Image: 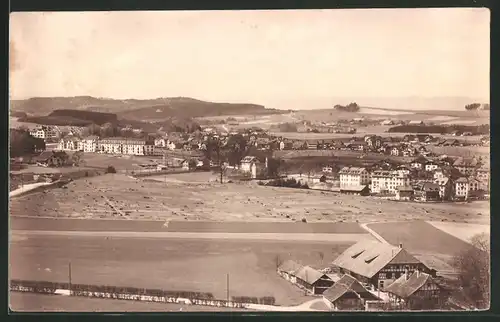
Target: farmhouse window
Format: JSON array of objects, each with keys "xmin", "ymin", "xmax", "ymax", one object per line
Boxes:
[{"xmin": 379, "ymin": 273, "xmax": 386, "ymax": 279}]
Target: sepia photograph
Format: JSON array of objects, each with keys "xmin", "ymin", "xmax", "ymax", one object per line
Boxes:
[{"xmin": 9, "ymin": 8, "xmax": 490, "ymax": 312}]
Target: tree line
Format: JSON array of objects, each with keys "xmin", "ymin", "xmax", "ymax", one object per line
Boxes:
[
  {"xmin": 334, "ymin": 102, "xmax": 360, "ymax": 112},
  {"xmin": 10, "ymin": 129, "xmax": 45, "ymax": 158}
]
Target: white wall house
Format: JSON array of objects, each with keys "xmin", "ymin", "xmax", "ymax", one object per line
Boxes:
[
  {"xmin": 371, "ymin": 170, "xmax": 410, "ymax": 194},
  {"xmin": 339, "ymin": 167, "xmax": 370, "ymax": 188}
]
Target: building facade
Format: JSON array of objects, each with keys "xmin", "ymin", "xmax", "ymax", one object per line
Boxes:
[
  {"xmin": 98, "ymin": 138, "xmax": 155, "ymax": 155},
  {"xmin": 370, "ymin": 171, "xmax": 410, "ymax": 194},
  {"xmin": 339, "ymin": 167, "xmax": 370, "ymax": 189}
]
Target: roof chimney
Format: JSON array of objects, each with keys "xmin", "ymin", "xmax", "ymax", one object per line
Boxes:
[{"xmin": 399, "ymin": 243, "xmax": 403, "ymax": 249}]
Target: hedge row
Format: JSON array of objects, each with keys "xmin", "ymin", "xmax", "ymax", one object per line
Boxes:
[
  {"xmin": 232, "ymin": 296, "xmax": 276, "ymax": 305},
  {"xmin": 10, "ymin": 280, "xmax": 214, "ymax": 300}
]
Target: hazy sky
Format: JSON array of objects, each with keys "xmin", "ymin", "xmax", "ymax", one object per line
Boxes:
[{"xmin": 10, "ymin": 9, "xmax": 490, "ymax": 109}]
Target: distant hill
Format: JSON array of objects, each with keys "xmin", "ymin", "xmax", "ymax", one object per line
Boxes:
[
  {"xmin": 10, "ymin": 96, "xmax": 283, "ymax": 119},
  {"xmin": 19, "ymin": 109, "xmax": 118, "ymax": 126}
]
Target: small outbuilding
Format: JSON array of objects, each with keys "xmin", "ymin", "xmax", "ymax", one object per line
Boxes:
[{"xmin": 322, "ymin": 274, "xmax": 381, "ymax": 311}]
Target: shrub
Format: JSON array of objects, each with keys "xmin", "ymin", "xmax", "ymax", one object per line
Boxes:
[{"xmin": 106, "ymin": 165, "xmax": 117, "ymax": 174}]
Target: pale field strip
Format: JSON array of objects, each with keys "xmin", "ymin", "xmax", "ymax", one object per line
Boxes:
[
  {"xmin": 10, "ymin": 230, "xmax": 374, "ymax": 243},
  {"xmin": 426, "ymin": 221, "xmax": 490, "ymax": 245}
]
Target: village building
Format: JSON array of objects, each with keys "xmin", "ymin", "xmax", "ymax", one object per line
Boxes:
[
  {"xmin": 413, "ymin": 182, "xmax": 440, "ymax": 202},
  {"xmin": 408, "ymin": 120, "xmax": 424, "ymax": 125},
  {"xmin": 454, "ymin": 177, "xmax": 480, "ymax": 200},
  {"xmin": 380, "ymin": 119, "xmax": 394, "ymax": 126},
  {"xmin": 396, "ymin": 186, "xmax": 414, "ymax": 201},
  {"xmin": 33, "ymin": 151, "xmax": 69, "ymax": 167},
  {"xmin": 340, "ymin": 185, "xmax": 370, "ymax": 196},
  {"xmin": 81, "ymin": 136, "xmax": 99, "ymax": 153},
  {"xmin": 424, "ymin": 161, "xmax": 440, "ymax": 172},
  {"xmin": 395, "ymin": 165, "xmax": 411, "ymax": 176},
  {"xmin": 410, "ymin": 157, "xmax": 429, "ymax": 170},
  {"xmin": 475, "ymin": 164, "xmax": 490, "ymax": 191},
  {"xmin": 30, "ymin": 126, "xmax": 58, "ymax": 142},
  {"xmin": 181, "ymin": 159, "xmax": 197, "ymax": 171},
  {"xmin": 453, "ymin": 157, "xmax": 479, "ymax": 176},
  {"xmin": 98, "ymin": 137, "xmax": 155, "ymax": 156},
  {"xmin": 154, "ymin": 137, "xmax": 167, "ymax": 147},
  {"xmin": 390, "ymin": 146, "xmax": 402, "ymax": 157},
  {"xmin": 339, "ymin": 167, "xmax": 370, "ymax": 189},
  {"xmin": 240, "ymin": 156, "xmax": 267, "ymax": 179},
  {"xmin": 277, "ymin": 260, "xmax": 303, "ymax": 284},
  {"xmin": 294, "ymin": 266, "xmax": 335, "ymax": 295},
  {"xmin": 58, "ymin": 136, "xmax": 83, "ymax": 151},
  {"xmin": 364, "ymin": 135, "xmax": 383, "ymax": 150},
  {"xmin": 277, "ymin": 261, "xmax": 334, "ymax": 295},
  {"xmin": 370, "ymin": 170, "xmax": 410, "ymax": 194},
  {"xmin": 332, "ymin": 241, "xmax": 434, "ymax": 291},
  {"xmin": 385, "ymin": 270, "xmax": 447, "ymax": 310},
  {"xmin": 322, "ymin": 274, "xmax": 381, "ymax": 311},
  {"xmin": 434, "ymin": 177, "xmax": 453, "ymax": 201}
]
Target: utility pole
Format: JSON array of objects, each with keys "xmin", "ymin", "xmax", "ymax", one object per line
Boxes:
[
  {"xmin": 68, "ymin": 261, "xmax": 72, "ymax": 296},
  {"xmin": 226, "ymin": 273, "xmax": 229, "ymax": 302}
]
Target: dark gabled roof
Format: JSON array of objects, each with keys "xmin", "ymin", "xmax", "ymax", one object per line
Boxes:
[
  {"xmin": 340, "ymin": 185, "xmax": 369, "ymax": 192},
  {"xmin": 332, "ymin": 241, "xmax": 422, "ymax": 279},
  {"xmin": 385, "ymin": 271, "xmax": 436, "ymax": 298},
  {"xmin": 294, "ymin": 266, "xmax": 331, "ymax": 285},
  {"xmin": 33, "ymin": 151, "xmax": 55, "ymax": 161},
  {"xmin": 323, "ymin": 274, "xmax": 380, "ymax": 303}
]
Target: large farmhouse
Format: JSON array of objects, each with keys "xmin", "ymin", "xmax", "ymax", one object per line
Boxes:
[{"xmin": 332, "ymin": 241, "xmax": 434, "ymax": 291}]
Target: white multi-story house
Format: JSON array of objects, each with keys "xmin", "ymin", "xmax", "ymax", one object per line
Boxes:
[
  {"xmin": 424, "ymin": 161, "xmax": 440, "ymax": 172},
  {"xmin": 370, "ymin": 170, "xmax": 410, "ymax": 194},
  {"xmin": 154, "ymin": 137, "xmax": 167, "ymax": 147},
  {"xmin": 454, "ymin": 177, "xmax": 480, "ymax": 200},
  {"xmin": 58, "ymin": 136, "xmax": 83, "ymax": 151},
  {"xmin": 475, "ymin": 165, "xmax": 490, "ymax": 191},
  {"xmin": 81, "ymin": 136, "xmax": 99, "ymax": 153},
  {"xmin": 30, "ymin": 126, "xmax": 58, "ymax": 141},
  {"xmin": 339, "ymin": 167, "xmax": 370, "ymax": 188},
  {"xmin": 391, "ymin": 147, "xmax": 402, "ymax": 156},
  {"xmin": 98, "ymin": 137, "xmax": 155, "ymax": 156},
  {"xmin": 166, "ymin": 140, "xmax": 177, "ymax": 150}
]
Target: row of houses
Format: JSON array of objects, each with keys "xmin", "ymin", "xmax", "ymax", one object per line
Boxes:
[
  {"xmin": 278, "ymin": 241, "xmax": 449, "ymax": 311},
  {"xmin": 334, "ymin": 156, "xmax": 489, "ymax": 201}
]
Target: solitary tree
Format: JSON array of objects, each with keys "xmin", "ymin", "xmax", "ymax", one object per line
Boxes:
[{"xmin": 452, "ymin": 233, "xmax": 490, "ymax": 309}]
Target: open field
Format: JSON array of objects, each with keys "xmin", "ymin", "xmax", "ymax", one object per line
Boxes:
[
  {"xmin": 9, "ymin": 234, "xmax": 350, "ymax": 305},
  {"xmin": 425, "ymin": 145, "xmax": 490, "ymax": 158},
  {"xmin": 427, "ymin": 221, "xmax": 490, "ymax": 245},
  {"xmin": 365, "ymin": 221, "xmax": 485, "ymax": 275},
  {"xmin": 81, "ymin": 151, "xmax": 202, "ymax": 171},
  {"xmin": 10, "ymin": 292, "xmax": 248, "ymax": 312},
  {"xmin": 11, "ymin": 216, "xmax": 367, "ymax": 234},
  {"xmin": 9, "ymin": 173, "xmax": 490, "ymax": 223},
  {"xmin": 274, "ymin": 150, "xmax": 412, "ymax": 163}
]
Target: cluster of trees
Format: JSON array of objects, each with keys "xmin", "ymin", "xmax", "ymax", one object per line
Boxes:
[
  {"xmin": 10, "ymin": 129, "xmax": 45, "ymax": 157},
  {"xmin": 464, "ymin": 103, "xmax": 490, "ymax": 111},
  {"xmin": 231, "ymin": 296, "xmax": 276, "ymax": 305},
  {"xmin": 334, "ymin": 102, "xmax": 360, "ymax": 112},
  {"xmin": 464, "ymin": 103, "xmax": 481, "ymax": 111},
  {"xmin": 452, "ymin": 233, "xmax": 490, "ymax": 310},
  {"xmin": 263, "ymin": 178, "xmax": 309, "ymax": 189}
]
